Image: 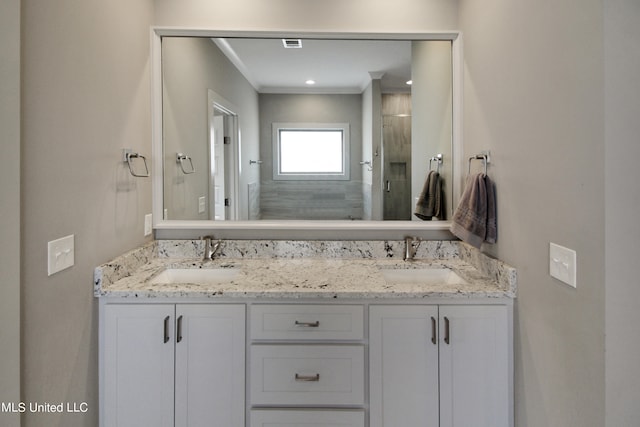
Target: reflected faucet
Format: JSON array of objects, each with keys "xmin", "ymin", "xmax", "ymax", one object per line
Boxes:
[
  {"xmin": 404, "ymin": 236, "xmax": 421, "ymax": 261},
  {"xmin": 201, "ymin": 235, "xmax": 223, "ymax": 261}
]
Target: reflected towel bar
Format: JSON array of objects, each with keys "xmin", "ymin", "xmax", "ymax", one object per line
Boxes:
[
  {"xmin": 176, "ymin": 153, "xmax": 195, "ymax": 174},
  {"xmin": 429, "ymin": 154, "xmax": 443, "ymax": 173}
]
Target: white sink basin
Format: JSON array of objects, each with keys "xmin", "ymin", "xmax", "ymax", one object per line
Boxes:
[
  {"xmin": 150, "ymin": 268, "xmax": 239, "ymax": 285},
  {"xmin": 381, "ymin": 268, "xmax": 468, "ymax": 285}
]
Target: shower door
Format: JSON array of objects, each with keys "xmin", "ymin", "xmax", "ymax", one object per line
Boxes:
[{"xmin": 382, "ymin": 114, "xmax": 412, "ymax": 220}]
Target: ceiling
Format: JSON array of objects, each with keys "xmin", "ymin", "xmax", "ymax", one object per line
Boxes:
[{"xmin": 213, "ymin": 38, "xmax": 412, "ymax": 94}]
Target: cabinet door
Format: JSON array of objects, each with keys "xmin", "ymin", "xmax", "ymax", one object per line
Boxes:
[
  {"xmin": 174, "ymin": 304, "xmax": 245, "ymax": 427},
  {"xmin": 369, "ymin": 305, "xmax": 439, "ymax": 427},
  {"xmin": 102, "ymin": 304, "xmax": 175, "ymax": 427},
  {"xmin": 439, "ymin": 305, "xmax": 510, "ymax": 427}
]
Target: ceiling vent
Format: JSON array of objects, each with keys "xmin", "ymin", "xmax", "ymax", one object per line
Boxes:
[{"xmin": 282, "ymin": 39, "xmax": 302, "ymax": 49}]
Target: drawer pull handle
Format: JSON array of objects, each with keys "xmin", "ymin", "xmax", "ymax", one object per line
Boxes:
[
  {"xmin": 295, "ymin": 373, "xmax": 320, "ymax": 382},
  {"xmin": 294, "ymin": 320, "xmax": 320, "ymax": 327}
]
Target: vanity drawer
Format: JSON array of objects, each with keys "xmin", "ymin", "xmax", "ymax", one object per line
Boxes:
[
  {"xmin": 250, "ymin": 344, "xmax": 365, "ymax": 406},
  {"xmin": 250, "ymin": 304, "xmax": 364, "ymax": 341},
  {"xmin": 250, "ymin": 409, "xmax": 365, "ymax": 427}
]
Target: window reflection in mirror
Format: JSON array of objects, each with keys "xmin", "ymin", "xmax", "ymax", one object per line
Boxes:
[{"xmin": 161, "ymin": 36, "xmax": 453, "ymax": 222}]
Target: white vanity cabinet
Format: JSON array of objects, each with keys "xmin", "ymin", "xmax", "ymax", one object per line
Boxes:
[
  {"xmin": 370, "ymin": 304, "xmax": 511, "ymax": 427},
  {"xmin": 100, "ymin": 299, "xmax": 511, "ymax": 427},
  {"xmin": 100, "ymin": 303, "xmax": 245, "ymax": 427}
]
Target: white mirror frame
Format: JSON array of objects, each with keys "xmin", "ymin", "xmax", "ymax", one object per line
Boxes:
[{"xmin": 151, "ymin": 28, "xmax": 463, "ymax": 240}]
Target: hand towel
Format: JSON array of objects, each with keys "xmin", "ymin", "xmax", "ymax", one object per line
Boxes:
[
  {"xmin": 414, "ymin": 170, "xmax": 442, "ymax": 220},
  {"xmin": 450, "ymin": 173, "xmax": 496, "ymax": 248},
  {"xmin": 484, "ymin": 174, "xmax": 497, "ymax": 244}
]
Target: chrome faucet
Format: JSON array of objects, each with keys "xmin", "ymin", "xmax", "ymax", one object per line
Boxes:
[
  {"xmin": 404, "ymin": 236, "xmax": 421, "ymax": 261},
  {"xmin": 201, "ymin": 235, "xmax": 223, "ymax": 261}
]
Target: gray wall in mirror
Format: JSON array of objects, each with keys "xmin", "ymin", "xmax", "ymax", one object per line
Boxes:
[{"xmin": 161, "ymin": 36, "xmax": 453, "ymax": 222}]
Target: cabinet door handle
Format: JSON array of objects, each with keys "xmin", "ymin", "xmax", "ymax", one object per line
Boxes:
[
  {"xmin": 294, "ymin": 320, "xmax": 320, "ymax": 327},
  {"xmin": 431, "ymin": 316, "xmax": 437, "ymax": 345},
  {"xmin": 444, "ymin": 316, "xmax": 450, "ymax": 345},
  {"xmin": 163, "ymin": 316, "xmax": 170, "ymax": 344},
  {"xmin": 176, "ymin": 315, "xmax": 183, "ymax": 343},
  {"xmin": 295, "ymin": 373, "xmax": 320, "ymax": 382}
]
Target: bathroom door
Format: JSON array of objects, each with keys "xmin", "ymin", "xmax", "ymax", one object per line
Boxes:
[{"xmin": 211, "ymin": 114, "xmax": 226, "ymax": 220}]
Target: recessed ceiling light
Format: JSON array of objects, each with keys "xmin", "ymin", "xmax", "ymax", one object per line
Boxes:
[
  {"xmin": 305, "ymin": 79, "xmax": 316, "ymax": 85},
  {"xmin": 406, "ymin": 80, "xmax": 413, "ymax": 85}
]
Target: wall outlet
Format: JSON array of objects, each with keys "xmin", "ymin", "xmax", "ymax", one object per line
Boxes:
[
  {"xmin": 48, "ymin": 234, "xmax": 75, "ymax": 276},
  {"xmin": 198, "ymin": 196, "xmax": 206, "ymax": 214},
  {"xmin": 144, "ymin": 213, "xmax": 153, "ymax": 236},
  {"xmin": 549, "ymin": 243, "xmax": 577, "ymax": 288}
]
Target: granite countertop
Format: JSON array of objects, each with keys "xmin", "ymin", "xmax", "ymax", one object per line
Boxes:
[{"xmin": 94, "ymin": 240, "xmax": 517, "ymax": 300}]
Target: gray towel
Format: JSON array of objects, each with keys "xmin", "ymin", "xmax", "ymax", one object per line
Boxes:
[
  {"xmin": 450, "ymin": 173, "xmax": 497, "ymax": 248},
  {"xmin": 485, "ymin": 175, "xmax": 497, "ymax": 244},
  {"xmin": 414, "ymin": 171, "xmax": 442, "ymax": 220}
]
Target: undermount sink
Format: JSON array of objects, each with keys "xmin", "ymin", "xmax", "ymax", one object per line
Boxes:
[
  {"xmin": 150, "ymin": 268, "xmax": 239, "ymax": 285},
  {"xmin": 381, "ymin": 268, "xmax": 468, "ymax": 285}
]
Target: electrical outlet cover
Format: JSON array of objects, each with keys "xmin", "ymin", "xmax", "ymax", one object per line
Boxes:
[
  {"xmin": 48, "ymin": 234, "xmax": 75, "ymax": 276},
  {"xmin": 549, "ymin": 243, "xmax": 577, "ymax": 288},
  {"xmin": 144, "ymin": 213, "xmax": 153, "ymax": 236}
]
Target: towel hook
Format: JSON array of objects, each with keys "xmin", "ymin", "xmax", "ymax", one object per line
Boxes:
[
  {"xmin": 123, "ymin": 149, "xmax": 150, "ymax": 178},
  {"xmin": 176, "ymin": 153, "xmax": 195, "ymax": 174},
  {"xmin": 429, "ymin": 154, "xmax": 443, "ymax": 174},
  {"xmin": 468, "ymin": 151, "xmax": 490, "ymax": 175}
]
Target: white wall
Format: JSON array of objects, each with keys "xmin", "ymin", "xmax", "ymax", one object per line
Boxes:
[
  {"xmin": 21, "ymin": 0, "xmax": 154, "ymax": 425},
  {"xmin": 604, "ymin": 0, "xmax": 640, "ymax": 425},
  {"xmin": 0, "ymin": 0, "xmax": 21, "ymax": 425},
  {"xmin": 458, "ymin": 0, "xmax": 605, "ymax": 425}
]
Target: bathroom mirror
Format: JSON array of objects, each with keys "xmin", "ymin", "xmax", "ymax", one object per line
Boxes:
[{"xmin": 152, "ymin": 30, "xmax": 462, "ymax": 238}]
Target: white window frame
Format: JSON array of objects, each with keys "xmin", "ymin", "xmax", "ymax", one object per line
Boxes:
[{"xmin": 272, "ymin": 122, "xmax": 350, "ymax": 181}]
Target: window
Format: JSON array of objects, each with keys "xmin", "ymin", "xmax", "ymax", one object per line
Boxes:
[{"xmin": 273, "ymin": 123, "xmax": 350, "ymax": 180}]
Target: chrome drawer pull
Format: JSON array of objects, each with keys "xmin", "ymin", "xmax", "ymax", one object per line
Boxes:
[
  {"xmin": 294, "ymin": 320, "xmax": 320, "ymax": 327},
  {"xmin": 295, "ymin": 373, "xmax": 320, "ymax": 382}
]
